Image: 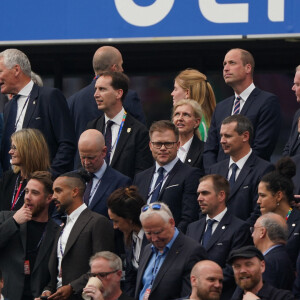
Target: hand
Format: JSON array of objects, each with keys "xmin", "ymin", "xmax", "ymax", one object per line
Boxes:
[
  {"xmin": 13, "ymin": 203, "xmax": 32, "ymax": 224},
  {"xmin": 83, "ymin": 285, "xmax": 104, "ymax": 300},
  {"xmin": 48, "ymin": 285, "xmax": 72, "ymax": 300},
  {"xmin": 243, "ymin": 291, "xmax": 260, "ymax": 300},
  {"xmin": 34, "ymin": 290, "xmax": 52, "ymax": 300}
]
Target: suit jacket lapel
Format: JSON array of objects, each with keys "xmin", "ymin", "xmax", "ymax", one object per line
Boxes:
[
  {"xmin": 63, "ymin": 209, "xmax": 91, "ymax": 257},
  {"xmin": 185, "ymin": 136, "xmax": 203, "ymax": 166},
  {"xmin": 287, "ymin": 210, "xmax": 298, "ymax": 238},
  {"xmin": 240, "ymin": 88, "xmax": 259, "ymax": 115},
  {"xmin": 193, "ymin": 218, "xmax": 206, "ymax": 244},
  {"xmin": 136, "ymin": 246, "xmax": 153, "ymax": 293},
  {"xmin": 141, "ymin": 167, "xmax": 155, "ymax": 200},
  {"xmin": 23, "ymin": 84, "xmax": 38, "ymax": 128}
]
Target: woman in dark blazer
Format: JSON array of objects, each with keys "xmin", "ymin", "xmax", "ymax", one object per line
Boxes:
[
  {"xmin": 0, "ymin": 128, "xmax": 50, "ymax": 211},
  {"xmin": 172, "ymin": 99, "xmax": 204, "ymax": 174},
  {"xmin": 107, "ymin": 186, "xmax": 147, "ymax": 297}
]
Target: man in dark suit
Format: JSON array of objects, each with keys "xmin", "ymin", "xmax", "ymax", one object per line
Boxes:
[
  {"xmin": 203, "ymin": 48, "xmax": 281, "ymax": 170},
  {"xmin": 78, "ymin": 129, "xmax": 131, "ymax": 217},
  {"xmin": 229, "ymin": 246, "xmax": 295, "ymax": 300},
  {"xmin": 133, "ymin": 120, "xmax": 201, "ymax": 233},
  {"xmin": 135, "ymin": 202, "xmax": 207, "ymax": 300},
  {"xmin": 283, "ymin": 65, "xmax": 300, "ymax": 156},
  {"xmin": 208, "ymin": 115, "xmax": 274, "ymax": 224},
  {"xmin": 68, "ymin": 46, "xmax": 145, "ymax": 168},
  {"xmin": 0, "ymin": 171, "xmax": 59, "ymax": 300},
  {"xmin": 39, "ymin": 171, "xmax": 114, "ymax": 300},
  {"xmin": 252, "ymin": 213, "xmax": 294, "ymax": 290},
  {"xmin": 0, "ymin": 49, "xmax": 76, "ymax": 178},
  {"xmin": 186, "ymin": 174, "xmax": 252, "ymax": 299},
  {"xmin": 87, "ymin": 71, "xmax": 152, "ymax": 179}
]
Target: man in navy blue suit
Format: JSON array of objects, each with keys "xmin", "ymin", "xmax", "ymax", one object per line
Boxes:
[
  {"xmin": 68, "ymin": 46, "xmax": 146, "ymax": 168},
  {"xmin": 283, "ymin": 65, "xmax": 300, "ymax": 156},
  {"xmin": 186, "ymin": 174, "xmax": 252, "ymax": 299},
  {"xmin": 252, "ymin": 213, "xmax": 294, "ymax": 290},
  {"xmin": 203, "ymin": 48, "xmax": 281, "ymax": 170},
  {"xmin": 78, "ymin": 129, "xmax": 131, "ymax": 217},
  {"xmin": 133, "ymin": 120, "xmax": 201, "ymax": 233},
  {"xmin": 208, "ymin": 115, "xmax": 274, "ymax": 225},
  {"xmin": 0, "ymin": 49, "xmax": 76, "ymax": 178}
]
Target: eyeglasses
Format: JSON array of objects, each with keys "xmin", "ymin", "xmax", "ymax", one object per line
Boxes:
[
  {"xmin": 151, "ymin": 142, "xmax": 177, "ymax": 149},
  {"xmin": 10, "ymin": 145, "xmax": 17, "ymax": 151},
  {"xmin": 87, "ymin": 270, "xmax": 118, "ymax": 279},
  {"xmin": 142, "ymin": 203, "xmax": 162, "ymax": 212}
]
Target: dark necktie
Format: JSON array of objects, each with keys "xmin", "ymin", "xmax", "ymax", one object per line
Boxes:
[
  {"xmin": 2, "ymin": 95, "xmax": 20, "ymax": 171},
  {"xmin": 202, "ymin": 219, "xmax": 216, "ymax": 248},
  {"xmin": 105, "ymin": 120, "xmax": 114, "ymax": 164},
  {"xmin": 150, "ymin": 167, "xmax": 165, "ymax": 203},
  {"xmin": 233, "ymin": 96, "xmax": 241, "ymax": 114},
  {"xmin": 83, "ymin": 174, "xmax": 95, "ymax": 206},
  {"xmin": 229, "ymin": 163, "xmax": 238, "ymax": 187}
]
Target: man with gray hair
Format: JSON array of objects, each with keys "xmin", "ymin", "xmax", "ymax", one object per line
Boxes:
[
  {"xmin": 82, "ymin": 251, "xmax": 133, "ymax": 300},
  {"xmin": 251, "ymin": 213, "xmax": 294, "ymax": 290},
  {"xmin": 0, "ymin": 48, "xmax": 76, "ymax": 177},
  {"xmin": 135, "ymin": 202, "xmax": 207, "ymax": 300}
]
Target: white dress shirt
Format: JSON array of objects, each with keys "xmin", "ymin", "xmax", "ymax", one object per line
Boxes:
[
  {"xmin": 205, "ymin": 207, "xmax": 228, "ymax": 235},
  {"xmin": 177, "ymin": 136, "xmax": 193, "ymax": 163},
  {"xmin": 132, "ymin": 228, "xmax": 144, "ymax": 269},
  {"xmin": 227, "ymin": 149, "xmax": 252, "ymax": 181},
  {"xmin": 231, "ymin": 83, "xmax": 255, "ymax": 115}
]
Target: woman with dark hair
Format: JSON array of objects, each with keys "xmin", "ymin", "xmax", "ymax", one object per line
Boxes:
[
  {"xmin": 0, "ymin": 128, "xmax": 50, "ymax": 211},
  {"xmin": 257, "ymin": 156, "xmax": 300, "ymax": 266},
  {"xmin": 107, "ymin": 186, "xmax": 146, "ymax": 297}
]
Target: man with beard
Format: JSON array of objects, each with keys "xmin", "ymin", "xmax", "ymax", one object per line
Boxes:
[
  {"xmin": 0, "ymin": 171, "xmax": 60, "ymax": 300},
  {"xmin": 38, "ymin": 171, "xmax": 114, "ymax": 300},
  {"xmin": 82, "ymin": 251, "xmax": 133, "ymax": 300},
  {"xmin": 229, "ymin": 246, "xmax": 295, "ymax": 300}
]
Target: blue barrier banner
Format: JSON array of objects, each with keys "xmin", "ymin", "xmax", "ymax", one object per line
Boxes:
[{"xmin": 0, "ymin": 0, "xmax": 299, "ymax": 43}]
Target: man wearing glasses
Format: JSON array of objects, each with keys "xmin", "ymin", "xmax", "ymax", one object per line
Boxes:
[
  {"xmin": 133, "ymin": 120, "xmax": 201, "ymax": 233},
  {"xmin": 83, "ymin": 251, "xmax": 133, "ymax": 300},
  {"xmin": 135, "ymin": 202, "xmax": 207, "ymax": 300}
]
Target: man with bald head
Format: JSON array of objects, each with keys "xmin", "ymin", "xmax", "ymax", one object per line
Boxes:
[
  {"xmin": 68, "ymin": 46, "xmax": 145, "ymax": 167},
  {"xmin": 78, "ymin": 129, "xmax": 131, "ymax": 217},
  {"xmin": 251, "ymin": 213, "xmax": 294, "ymax": 290},
  {"xmin": 203, "ymin": 48, "xmax": 281, "ymax": 170}
]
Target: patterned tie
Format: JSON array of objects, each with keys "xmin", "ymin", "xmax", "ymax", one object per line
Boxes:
[
  {"xmin": 105, "ymin": 120, "xmax": 114, "ymax": 164},
  {"xmin": 150, "ymin": 167, "xmax": 165, "ymax": 203},
  {"xmin": 83, "ymin": 174, "xmax": 95, "ymax": 206},
  {"xmin": 233, "ymin": 96, "xmax": 241, "ymax": 114},
  {"xmin": 2, "ymin": 95, "xmax": 20, "ymax": 171},
  {"xmin": 202, "ymin": 219, "xmax": 216, "ymax": 248},
  {"xmin": 229, "ymin": 163, "xmax": 238, "ymax": 187}
]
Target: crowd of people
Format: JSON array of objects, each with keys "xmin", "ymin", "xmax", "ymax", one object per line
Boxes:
[{"xmin": 0, "ymin": 45, "xmax": 299, "ymax": 300}]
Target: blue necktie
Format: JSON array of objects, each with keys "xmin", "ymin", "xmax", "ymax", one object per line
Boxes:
[
  {"xmin": 202, "ymin": 219, "xmax": 216, "ymax": 248},
  {"xmin": 150, "ymin": 167, "xmax": 165, "ymax": 203},
  {"xmin": 83, "ymin": 173, "xmax": 95, "ymax": 206},
  {"xmin": 233, "ymin": 96, "xmax": 241, "ymax": 114},
  {"xmin": 2, "ymin": 95, "xmax": 19, "ymax": 171},
  {"xmin": 105, "ymin": 120, "xmax": 114, "ymax": 164},
  {"xmin": 229, "ymin": 163, "xmax": 238, "ymax": 187}
]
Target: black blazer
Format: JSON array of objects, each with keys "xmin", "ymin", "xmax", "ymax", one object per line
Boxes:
[
  {"xmin": 286, "ymin": 208, "xmax": 300, "ymax": 267},
  {"xmin": 45, "ymin": 208, "xmax": 115, "ymax": 298},
  {"xmin": 184, "ymin": 135, "xmax": 204, "ymax": 174},
  {"xmin": 1, "ymin": 84, "xmax": 76, "ymax": 178},
  {"xmin": 0, "ymin": 212, "xmax": 59, "ymax": 300},
  {"xmin": 134, "ymin": 232, "xmax": 207, "ymax": 300},
  {"xmin": 208, "ymin": 153, "xmax": 274, "ymax": 225},
  {"xmin": 133, "ymin": 160, "xmax": 201, "ymax": 233},
  {"xmin": 203, "ymin": 87, "xmax": 281, "ymax": 170},
  {"xmin": 283, "ymin": 108, "xmax": 300, "ymax": 156},
  {"xmin": 87, "ymin": 113, "xmax": 153, "ymax": 179}
]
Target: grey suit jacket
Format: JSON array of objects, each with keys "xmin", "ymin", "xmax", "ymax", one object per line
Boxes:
[
  {"xmin": 0, "ymin": 211, "xmax": 59, "ymax": 300},
  {"xmin": 45, "ymin": 208, "xmax": 115, "ymax": 299}
]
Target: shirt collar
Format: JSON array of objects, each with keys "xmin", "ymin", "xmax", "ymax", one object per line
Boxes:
[
  {"xmin": 133, "ymin": 228, "xmax": 144, "ymax": 242},
  {"xmin": 104, "ymin": 107, "xmax": 125, "ymax": 126},
  {"xmin": 229, "ymin": 148, "xmax": 252, "ymax": 170},
  {"xmin": 206, "ymin": 207, "xmax": 227, "ymax": 223},
  {"xmin": 235, "ymin": 82, "xmax": 255, "ymax": 101},
  {"xmin": 67, "ymin": 203, "xmax": 87, "ymax": 223},
  {"xmin": 179, "ymin": 136, "xmax": 193, "ymax": 153},
  {"xmin": 93, "ymin": 160, "xmax": 107, "ymax": 179},
  {"xmin": 155, "ymin": 157, "xmax": 179, "ymax": 174},
  {"xmin": 151, "ymin": 228, "xmax": 179, "ymax": 254},
  {"xmin": 18, "ymin": 80, "xmax": 34, "ymax": 97}
]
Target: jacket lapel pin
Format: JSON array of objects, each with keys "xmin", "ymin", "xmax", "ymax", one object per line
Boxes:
[
  {"xmin": 127, "ymin": 128, "xmax": 131, "ymax": 133},
  {"xmin": 33, "ymin": 101, "xmax": 36, "ymax": 104},
  {"xmin": 222, "ymin": 226, "xmax": 225, "ymax": 230},
  {"xmin": 188, "ymin": 159, "xmax": 191, "ymax": 162}
]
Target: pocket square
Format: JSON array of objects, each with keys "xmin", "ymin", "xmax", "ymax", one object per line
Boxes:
[
  {"xmin": 243, "ymin": 186, "xmax": 249, "ymax": 189},
  {"xmin": 165, "ymin": 184, "xmax": 179, "ymax": 189},
  {"xmin": 216, "ymin": 243, "xmax": 223, "ymax": 246},
  {"xmin": 35, "ymin": 117, "xmax": 41, "ymax": 120}
]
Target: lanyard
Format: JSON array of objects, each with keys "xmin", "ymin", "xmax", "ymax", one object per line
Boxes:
[
  {"xmin": 87, "ymin": 177, "xmax": 102, "ymax": 202},
  {"xmin": 147, "ymin": 173, "xmax": 169, "ymax": 198},
  {"xmin": 14, "ymin": 93, "xmax": 31, "ymax": 131},
  {"xmin": 27, "ymin": 222, "xmax": 48, "ymax": 254},
  {"xmin": 106, "ymin": 111, "xmax": 127, "ymax": 155},
  {"xmin": 11, "ymin": 175, "xmax": 26, "ymax": 210},
  {"xmin": 150, "ymin": 253, "xmax": 163, "ymax": 286}
]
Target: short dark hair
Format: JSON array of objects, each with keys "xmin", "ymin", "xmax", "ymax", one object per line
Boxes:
[
  {"xmin": 28, "ymin": 171, "xmax": 53, "ymax": 195},
  {"xmin": 149, "ymin": 120, "xmax": 179, "ymax": 141},
  {"xmin": 222, "ymin": 114, "xmax": 253, "ymax": 144},
  {"xmin": 200, "ymin": 174, "xmax": 230, "ymax": 203},
  {"xmin": 107, "ymin": 185, "xmax": 145, "ymax": 227},
  {"xmin": 99, "ymin": 71, "xmax": 129, "ymax": 102},
  {"xmin": 228, "ymin": 48, "xmax": 255, "ymax": 76}
]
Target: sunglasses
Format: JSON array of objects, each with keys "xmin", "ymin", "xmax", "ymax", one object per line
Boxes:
[{"xmin": 142, "ymin": 203, "xmax": 162, "ymax": 212}]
